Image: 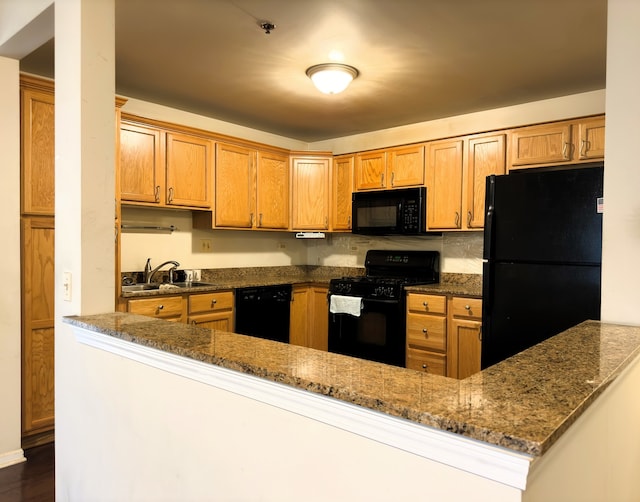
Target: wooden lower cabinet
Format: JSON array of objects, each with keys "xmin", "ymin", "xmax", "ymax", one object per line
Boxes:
[
  {"xmin": 447, "ymin": 297, "xmax": 482, "ymax": 379},
  {"xmin": 127, "ymin": 295, "xmax": 183, "ymax": 321},
  {"xmin": 289, "ymin": 285, "xmax": 329, "ymax": 350},
  {"xmin": 187, "ymin": 291, "xmax": 234, "ymax": 331},
  {"xmin": 406, "ymin": 293, "xmax": 448, "ymax": 375},
  {"xmin": 406, "ymin": 292, "xmax": 482, "ymax": 378},
  {"xmin": 21, "ymin": 216, "xmax": 55, "ymax": 440},
  {"xmin": 124, "ymin": 290, "xmax": 235, "ymax": 330}
]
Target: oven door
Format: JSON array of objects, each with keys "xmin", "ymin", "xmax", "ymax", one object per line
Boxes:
[{"xmin": 328, "ymin": 297, "xmax": 405, "ymax": 367}]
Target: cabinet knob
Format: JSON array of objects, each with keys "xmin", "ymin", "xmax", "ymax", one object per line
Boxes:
[
  {"xmin": 157, "ymin": 304, "xmax": 164, "ymax": 310},
  {"xmin": 211, "ymin": 299, "xmax": 217, "ymax": 306},
  {"xmin": 422, "ymin": 328, "xmax": 428, "ymax": 334},
  {"xmin": 422, "ymin": 301, "xmax": 428, "ymax": 307},
  {"xmin": 422, "ymin": 364, "xmax": 428, "ymax": 371},
  {"xmin": 465, "ymin": 304, "xmax": 471, "ymax": 310}
]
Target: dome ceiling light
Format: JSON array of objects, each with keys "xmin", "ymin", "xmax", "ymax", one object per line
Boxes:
[{"xmin": 306, "ymin": 63, "xmax": 359, "ymax": 95}]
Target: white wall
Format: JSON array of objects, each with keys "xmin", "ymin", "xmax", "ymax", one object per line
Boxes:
[
  {"xmin": 600, "ymin": 0, "xmax": 640, "ymax": 325},
  {"xmin": 0, "ymin": 56, "xmax": 23, "ymax": 467}
]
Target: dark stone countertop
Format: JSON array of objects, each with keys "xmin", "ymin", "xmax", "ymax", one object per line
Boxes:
[{"xmin": 64, "ymin": 312, "xmax": 640, "ymax": 457}]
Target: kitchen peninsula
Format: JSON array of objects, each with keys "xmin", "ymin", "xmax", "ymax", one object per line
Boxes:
[{"xmin": 64, "ymin": 313, "xmax": 640, "ymax": 501}]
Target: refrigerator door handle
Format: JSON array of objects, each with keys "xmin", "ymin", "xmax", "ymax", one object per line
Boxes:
[{"xmin": 483, "ymin": 175, "xmax": 496, "ymax": 260}]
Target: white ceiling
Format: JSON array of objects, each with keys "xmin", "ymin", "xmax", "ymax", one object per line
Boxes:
[{"xmin": 20, "ymin": 0, "xmax": 607, "ymax": 142}]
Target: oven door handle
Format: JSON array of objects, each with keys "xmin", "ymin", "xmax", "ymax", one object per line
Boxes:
[{"xmin": 328, "ymin": 294, "xmax": 399, "ymax": 306}]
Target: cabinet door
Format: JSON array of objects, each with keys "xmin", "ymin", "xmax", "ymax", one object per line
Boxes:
[
  {"xmin": 165, "ymin": 132, "xmax": 211, "ymax": 208},
  {"xmin": 21, "ymin": 216, "xmax": 55, "ymax": 436},
  {"xmin": 577, "ymin": 117, "xmax": 605, "ymax": 160},
  {"xmin": 309, "ymin": 286, "xmax": 329, "ymax": 351},
  {"xmin": 465, "ymin": 134, "xmax": 505, "ymax": 229},
  {"xmin": 119, "ymin": 122, "xmax": 164, "ymax": 204},
  {"xmin": 450, "ymin": 318, "xmax": 482, "ymax": 379},
  {"xmin": 355, "ymin": 150, "xmax": 386, "ymax": 190},
  {"xmin": 189, "ymin": 311, "xmax": 234, "ymax": 332},
  {"xmin": 509, "ymin": 123, "xmax": 572, "ymax": 168},
  {"xmin": 256, "ymin": 151, "xmax": 289, "ymax": 229},
  {"xmin": 291, "ymin": 156, "xmax": 331, "ymax": 230},
  {"xmin": 215, "ymin": 143, "xmax": 255, "ymax": 227},
  {"xmin": 332, "ymin": 155, "xmax": 354, "ymax": 230},
  {"xmin": 21, "ymin": 88, "xmax": 55, "ymax": 215},
  {"xmin": 426, "ymin": 139, "xmax": 464, "ymax": 229},
  {"xmin": 289, "ymin": 286, "xmax": 309, "ymax": 347},
  {"xmin": 388, "ymin": 145, "xmax": 425, "ymax": 188}
]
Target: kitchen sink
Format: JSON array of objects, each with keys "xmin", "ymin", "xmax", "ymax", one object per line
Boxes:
[
  {"xmin": 122, "ymin": 281, "xmax": 216, "ymax": 293},
  {"xmin": 121, "ymin": 283, "xmax": 161, "ymax": 292},
  {"xmin": 170, "ymin": 281, "xmax": 216, "ymax": 288}
]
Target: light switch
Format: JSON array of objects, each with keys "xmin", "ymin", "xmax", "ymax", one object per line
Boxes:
[{"xmin": 63, "ymin": 272, "xmax": 72, "ymax": 301}]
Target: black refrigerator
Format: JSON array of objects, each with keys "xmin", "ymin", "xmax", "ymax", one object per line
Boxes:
[{"xmin": 481, "ymin": 163, "xmax": 604, "ymax": 369}]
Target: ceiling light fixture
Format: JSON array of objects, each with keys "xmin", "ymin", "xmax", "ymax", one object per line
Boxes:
[{"xmin": 306, "ymin": 63, "xmax": 359, "ymax": 95}]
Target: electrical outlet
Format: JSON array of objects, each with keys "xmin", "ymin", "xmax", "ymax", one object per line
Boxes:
[
  {"xmin": 193, "ymin": 269, "xmax": 202, "ymax": 281},
  {"xmin": 63, "ymin": 272, "xmax": 72, "ymax": 301},
  {"xmin": 199, "ymin": 239, "xmax": 213, "ymax": 252},
  {"xmin": 185, "ymin": 270, "xmax": 194, "ymax": 282}
]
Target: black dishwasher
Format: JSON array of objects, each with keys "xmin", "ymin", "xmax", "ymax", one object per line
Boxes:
[{"xmin": 234, "ymin": 284, "xmax": 292, "ymax": 343}]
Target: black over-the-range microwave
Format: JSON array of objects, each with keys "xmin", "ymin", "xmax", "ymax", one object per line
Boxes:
[{"xmin": 351, "ymin": 187, "xmax": 430, "ymax": 235}]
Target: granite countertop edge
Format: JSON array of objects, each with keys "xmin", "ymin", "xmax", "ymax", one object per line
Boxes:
[{"xmin": 63, "ymin": 314, "xmax": 640, "ymax": 457}]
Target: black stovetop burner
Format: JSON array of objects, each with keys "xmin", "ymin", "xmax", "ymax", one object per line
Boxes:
[{"xmin": 328, "ymin": 250, "xmax": 440, "ymax": 300}]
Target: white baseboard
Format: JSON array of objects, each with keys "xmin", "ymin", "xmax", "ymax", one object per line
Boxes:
[{"xmin": 0, "ymin": 448, "xmax": 26, "ymax": 469}]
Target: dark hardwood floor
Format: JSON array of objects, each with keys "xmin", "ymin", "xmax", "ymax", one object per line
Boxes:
[{"xmin": 0, "ymin": 443, "xmax": 54, "ymax": 502}]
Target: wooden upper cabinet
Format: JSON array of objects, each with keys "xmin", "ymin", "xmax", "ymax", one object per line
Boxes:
[
  {"xmin": 119, "ymin": 120, "xmax": 212, "ymax": 209},
  {"xmin": 509, "ymin": 122, "xmax": 572, "ymax": 168},
  {"xmin": 355, "ymin": 145, "xmax": 424, "ymax": 191},
  {"xmin": 165, "ymin": 132, "xmax": 211, "ymax": 208},
  {"xmin": 577, "ymin": 116, "xmax": 605, "ymax": 160},
  {"xmin": 426, "ymin": 139, "xmax": 464, "ymax": 230},
  {"xmin": 256, "ymin": 151, "xmax": 289, "ymax": 229},
  {"xmin": 291, "ymin": 154, "xmax": 331, "ymax": 231},
  {"xmin": 215, "ymin": 142, "xmax": 255, "ymax": 228},
  {"xmin": 21, "ymin": 87, "xmax": 55, "ymax": 215},
  {"xmin": 464, "ymin": 133, "xmax": 506, "ymax": 229},
  {"xmin": 332, "ymin": 155, "xmax": 354, "ymax": 231},
  {"xmin": 388, "ymin": 144, "xmax": 425, "ymax": 188},
  {"xmin": 213, "ymin": 143, "xmax": 289, "ymax": 230},
  {"xmin": 119, "ymin": 122, "xmax": 164, "ymax": 204},
  {"xmin": 355, "ymin": 150, "xmax": 386, "ymax": 190},
  {"xmin": 508, "ymin": 115, "xmax": 605, "ymax": 170}
]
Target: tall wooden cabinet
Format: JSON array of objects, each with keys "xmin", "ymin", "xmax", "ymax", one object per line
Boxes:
[
  {"xmin": 20, "ymin": 76, "xmax": 56, "ymax": 446},
  {"xmin": 426, "ymin": 139, "xmax": 464, "ymax": 230}
]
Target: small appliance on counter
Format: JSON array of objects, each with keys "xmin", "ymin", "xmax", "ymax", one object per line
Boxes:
[
  {"xmin": 482, "ymin": 163, "xmax": 604, "ymax": 368},
  {"xmin": 328, "ymin": 250, "xmax": 440, "ymax": 367}
]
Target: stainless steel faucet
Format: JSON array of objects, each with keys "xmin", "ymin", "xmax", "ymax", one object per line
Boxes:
[{"xmin": 145, "ymin": 260, "xmax": 180, "ymax": 283}]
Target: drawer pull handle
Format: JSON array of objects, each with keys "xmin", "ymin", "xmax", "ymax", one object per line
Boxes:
[
  {"xmin": 422, "ymin": 301, "xmax": 428, "ymax": 307},
  {"xmin": 211, "ymin": 299, "xmax": 217, "ymax": 306},
  {"xmin": 465, "ymin": 304, "xmax": 471, "ymax": 310},
  {"xmin": 422, "ymin": 364, "xmax": 428, "ymax": 371},
  {"xmin": 422, "ymin": 328, "xmax": 428, "ymax": 334},
  {"xmin": 157, "ymin": 305, "xmax": 164, "ymax": 310}
]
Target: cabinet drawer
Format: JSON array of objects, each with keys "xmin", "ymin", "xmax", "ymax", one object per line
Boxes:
[
  {"xmin": 128, "ymin": 295, "xmax": 183, "ymax": 318},
  {"xmin": 406, "ymin": 348, "xmax": 446, "ymax": 376},
  {"xmin": 189, "ymin": 291, "xmax": 234, "ymax": 314},
  {"xmin": 451, "ymin": 297, "xmax": 482, "ymax": 319},
  {"xmin": 406, "ymin": 314, "xmax": 446, "ymax": 351},
  {"xmin": 407, "ymin": 293, "xmax": 446, "ymax": 315}
]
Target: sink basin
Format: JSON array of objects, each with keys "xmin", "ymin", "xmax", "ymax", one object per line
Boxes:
[
  {"xmin": 121, "ymin": 283, "xmax": 161, "ymax": 292},
  {"xmin": 170, "ymin": 281, "xmax": 215, "ymax": 288}
]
